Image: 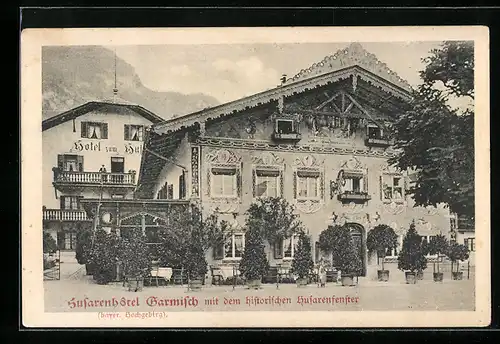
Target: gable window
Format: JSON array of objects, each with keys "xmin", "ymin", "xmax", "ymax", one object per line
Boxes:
[
  {"xmin": 297, "ymin": 171, "xmax": 320, "ymax": 199},
  {"xmin": 382, "ymin": 175, "xmax": 404, "ymax": 201},
  {"xmin": 124, "ymin": 124, "xmax": 144, "ymax": 141},
  {"xmin": 224, "ymin": 233, "xmax": 244, "ymax": 260},
  {"xmin": 276, "ymin": 119, "xmax": 295, "ymax": 134},
  {"xmin": 60, "ymin": 196, "xmax": 81, "ymax": 210},
  {"xmin": 367, "ymin": 125, "xmax": 384, "ymax": 139},
  {"xmin": 464, "ymin": 238, "xmax": 475, "ymax": 252},
  {"xmin": 255, "ymin": 170, "xmax": 280, "ymax": 198},
  {"xmin": 57, "ymin": 154, "xmax": 83, "ymax": 172},
  {"xmin": 81, "ymin": 122, "xmax": 108, "ymax": 139},
  {"xmin": 211, "ymin": 167, "xmax": 237, "ymax": 198}
]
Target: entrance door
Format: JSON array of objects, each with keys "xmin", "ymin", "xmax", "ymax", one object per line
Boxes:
[
  {"xmin": 347, "ymin": 223, "xmax": 366, "ymax": 276},
  {"xmin": 111, "ymin": 157, "xmax": 125, "ymax": 173}
]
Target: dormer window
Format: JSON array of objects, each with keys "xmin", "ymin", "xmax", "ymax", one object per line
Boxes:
[
  {"xmin": 276, "ymin": 119, "xmax": 295, "ymax": 134},
  {"xmin": 365, "ymin": 124, "xmax": 392, "ymax": 147},
  {"xmin": 272, "ymin": 117, "xmax": 301, "ymax": 142}
]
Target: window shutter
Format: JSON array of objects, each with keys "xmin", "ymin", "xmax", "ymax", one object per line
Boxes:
[
  {"xmin": 213, "ymin": 245, "xmax": 223, "ymax": 260},
  {"xmin": 293, "ymin": 171, "xmax": 297, "ymax": 199},
  {"xmin": 273, "ymin": 240, "xmax": 283, "ymax": 259},
  {"xmin": 236, "ymin": 168, "xmax": 242, "ymax": 197},
  {"xmin": 179, "ymin": 173, "xmax": 186, "ymax": 199},
  {"xmin": 57, "ymin": 155, "xmax": 64, "ymax": 169},
  {"xmin": 124, "ymin": 125, "xmax": 130, "ymax": 140},
  {"xmin": 81, "ymin": 122, "xmax": 88, "ymax": 138},
  {"xmin": 379, "ymin": 175, "xmax": 383, "ymax": 200},
  {"xmin": 60, "ymin": 196, "xmax": 65, "ymax": 210},
  {"xmin": 77, "ymin": 156, "xmax": 84, "ymax": 172},
  {"xmin": 101, "ymin": 123, "xmax": 108, "ymax": 139}
]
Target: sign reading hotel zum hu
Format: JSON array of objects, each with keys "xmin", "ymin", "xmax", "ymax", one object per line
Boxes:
[{"xmin": 71, "ymin": 140, "xmax": 143, "ymax": 155}]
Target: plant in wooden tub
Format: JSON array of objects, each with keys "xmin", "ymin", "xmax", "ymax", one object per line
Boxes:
[
  {"xmin": 397, "ymin": 220, "xmax": 427, "ymax": 284},
  {"xmin": 239, "ymin": 228, "xmax": 269, "ymax": 289},
  {"xmin": 366, "ymin": 224, "xmax": 398, "ymax": 282},
  {"xmin": 426, "ymin": 234, "xmax": 449, "ymax": 282},
  {"xmin": 119, "ymin": 228, "xmax": 152, "ymax": 292},
  {"xmin": 291, "ymin": 231, "xmax": 314, "ymax": 287},
  {"xmin": 446, "ymin": 241, "xmax": 470, "ymax": 280}
]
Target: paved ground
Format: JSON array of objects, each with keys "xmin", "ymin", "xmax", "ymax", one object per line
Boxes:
[{"xmin": 44, "ymin": 273, "xmax": 475, "ymax": 313}]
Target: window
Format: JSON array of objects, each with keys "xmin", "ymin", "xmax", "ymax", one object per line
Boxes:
[
  {"xmin": 276, "ymin": 119, "xmax": 295, "ymax": 134},
  {"xmin": 343, "ymin": 175, "xmax": 365, "ymax": 193},
  {"xmin": 60, "ymin": 196, "xmax": 81, "ymax": 210},
  {"xmin": 58, "ymin": 232, "xmax": 76, "ymax": 250},
  {"xmin": 385, "ymin": 235, "xmax": 402, "ymax": 257},
  {"xmin": 367, "ymin": 125, "xmax": 384, "ymax": 139},
  {"xmin": 110, "ymin": 157, "xmax": 125, "ymax": 173},
  {"xmin": 57, "ymin": 154, "xmax": 83, "ymax": 172},
  {"xmin": 178, "ymin": 172, "xmax": 186, "ymax": 199},
  {"xmin": 422, "ymin": 235, "xmax": 438, "ymax": 256},
  {"xmin": 255, "ymin": 170, "xmax": 280, "ymax": 198},
  {"xmin": 273, "ymin": 235, "xmax": 299, "ymax": 259},
  {"xmin": 465, "ymin": 238, "xmax": 475, "ymax": 252},
  {"xmin": 81, "ymin": 122, "xmax": 108, "ymax": 139},
  {"xmin": 331, "ymin": 116, "xmax": 342, "ymax": 128},
  {"xmin": 211, "ymin": 168, "xmax": 237, "ymax": 198},
  {"xmin": 224, "ymin": 233, "xmax": 244, "ymax": 259},
  {"xmin": 124, "ymin": 124, "xmax": 144, "ymax": 141},
  {"xmin": 297, "ymin": 171, "xmax": 320, "ymax": 199},
  {"xmin": 381, "ymin": 175, "xmax": 404, "ymax": 201}
]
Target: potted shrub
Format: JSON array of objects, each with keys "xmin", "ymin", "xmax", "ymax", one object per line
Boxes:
[
  {"xmin": 446, "ymin": 241, "xmax": 470, "ymax": 280},
  {"xmin": 291, "ymin": 231, "xmax": 314, "ymax": 287},
  {"xmin": 397, "ymin": 221, "xmax": 427, "ymax": 284},
  {"xmin": 239, "ymin": 228, "xmax": 269, "ymax": 289},
  {"xmin": 186, "ymin": 231, "xmax": 208, "ymax": 291},
  {"xmin": 75, "ymin": 228, "xmax": 95, "ymax": 275},
  {"xmin": 319, "ymin": 225, "xmax": 362, "ymax": 287},
  {"xmin": 88, "ymin": 229, "xmax": 120, "ymax": 285},
  {"xmin": 426, "ymin": 234, "xmax": 449, "ymax": 282},
  {"xmin": 366, "ymin": 224, "xmax": 398, "ymax": 282},
  {"xmin": 119, "ymin": 229, "xmax": 151, "ymax": 292}
]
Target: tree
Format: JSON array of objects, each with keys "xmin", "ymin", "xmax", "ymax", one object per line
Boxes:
[
  {"xmin": 157, "ymin": 204, "xmax": 225, "ymax": 274},
  {"xmin": 389, "ymin": 41, "xmax": 474, "ymax": 220},
  {"xmin": 87, "ymin": 229, "xmax": 120, "ymax": 284},
  {"xmin": 318, "ymin": 225, "xmax": 362, "ymax": 276},
  {"xmin": 238, "ymin": 228, "xmax": 269, "ymax": 281},
  {"xmin": 446, "ymin": 241, "xmax": 470, "ymax": 274},
  {"xmin": 75, "ymin": 228, "xmax": 92, "ymax": 264},
  {"xmin": 245, "ymin": 197, "xmax": 303, "ymax": 245},
  {"xmin": 425, "ymin": 234, "xmax": 449, "ymax": 273},
  {"xmin": 118, "ymin": 228, "xmax": 152, "ymax": 280},
  {"xmin": 291, "ymin": 231, "xmax": 314, "ymax": 280},
  {"xmin": 397, "ymin": 221, "xmax": 427, "ymax": 273},
  {"xmin": 43, "ymin": 232, "xmax": 57, "ymax": 254},
  {"xmin": 366, "ymin": 224, "xmax": 398, "ymax": 271}
]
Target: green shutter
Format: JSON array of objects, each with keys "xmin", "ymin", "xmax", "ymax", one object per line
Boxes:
[
  {"xmin": 77, "ymin": 156, "xmax": 84, "ymax": 172},
  {"xmin": 101, "ymin": 123, "xmax": 108, "ymax": 139},
  {"xmin": 57, "ymin": 155, "xmax": 64, "ymax": 169},
  {"xmin": 124, "ymin": 125, "xmax": 130, "ymax": 140},
  {"xmin": 81, "ymin": 122, "xmax": 88, "ymax": 138}
]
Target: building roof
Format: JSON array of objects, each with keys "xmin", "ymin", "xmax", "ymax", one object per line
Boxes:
[
  {"xmin": 136, "ymin": 43, "xmax": 415, "ymax": 198},
  {"xmin": 42, "ymin": 100, "xmax": 165, "ymax": 132}
]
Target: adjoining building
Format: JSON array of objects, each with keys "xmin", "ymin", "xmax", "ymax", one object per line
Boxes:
[
  {"xmin": 125, "ymin": 43, "xmax": 458, "ymax": 280},
  {"xmin": 42, "ymin": 99, "xmax": 164, "ymax": 251}
]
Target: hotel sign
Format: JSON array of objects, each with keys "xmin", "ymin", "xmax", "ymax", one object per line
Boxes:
[{"xmin": 72, "ymin": 140, "xmax": 143, "ymax": 155}]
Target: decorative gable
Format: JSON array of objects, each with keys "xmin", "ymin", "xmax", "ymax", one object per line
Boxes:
[{"xmin": 286, "ymin": 42, "xmax": 412, "ymax": 93}]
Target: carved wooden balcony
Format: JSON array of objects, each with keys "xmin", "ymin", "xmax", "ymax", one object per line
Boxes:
[
  {"xmin": 52, "ymin": 169, "xmax": 136, "ymax": 193},
  {"xmin": 337, "ymin": 191, "xmax": 371, "ymax": 202},
  {"xmin": 364, "ymin": 137, "xmax": 393, "ymax": 147},
  {"xmin": 272, "ymin": 132, "xmax": 302, "ymax": 142},
  {"xmin": 43, "ymin": 209, "xmax": 91, "ymax": 222}
]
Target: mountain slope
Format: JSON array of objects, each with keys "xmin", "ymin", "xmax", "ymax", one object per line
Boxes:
[{"xmin": 42, "ymin": 46, "xmax": 220, "ymax": 120}]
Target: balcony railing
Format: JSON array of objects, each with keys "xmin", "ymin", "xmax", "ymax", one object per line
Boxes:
[
  {"xmin": 337, "ymin": 191, "xmax": 372, "ymax": 202},
  {"xmin": 365, "ymin": 137, "xmax": 393, "ymax": 147},
  {"xmin": 53, "ymin": 170, "xmax": 136, "ymax": 186},
  {"xmin": 272, "ymin": 132, "xmax": 302, "ymax": 142},
  {"xmin": 43, "ymin": 209, "xmax": 91, "ymax": 221}
]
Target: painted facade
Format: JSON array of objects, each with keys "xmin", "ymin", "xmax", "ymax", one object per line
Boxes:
[
  {"xmin": 136, "ymin": 43, "xmax": 459, "ymax": 281},
  {"xmin": 42, "ymin": 102, "xmax": 163, "ymax": 250}
]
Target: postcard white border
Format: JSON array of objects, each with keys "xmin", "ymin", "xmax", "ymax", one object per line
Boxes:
[{"xmin": 21, "ymin": 26, "xmax": 490, "ymax": 328}]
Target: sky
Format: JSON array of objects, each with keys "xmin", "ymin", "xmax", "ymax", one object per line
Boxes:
[{"xmin": 109, "ymin": 41, "xmax": 472, "ymax": 111}]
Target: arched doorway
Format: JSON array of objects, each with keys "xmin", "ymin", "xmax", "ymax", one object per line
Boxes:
[{"xmin": 345, "ymin": 222, "xmax": 367, "ymax": 277}]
